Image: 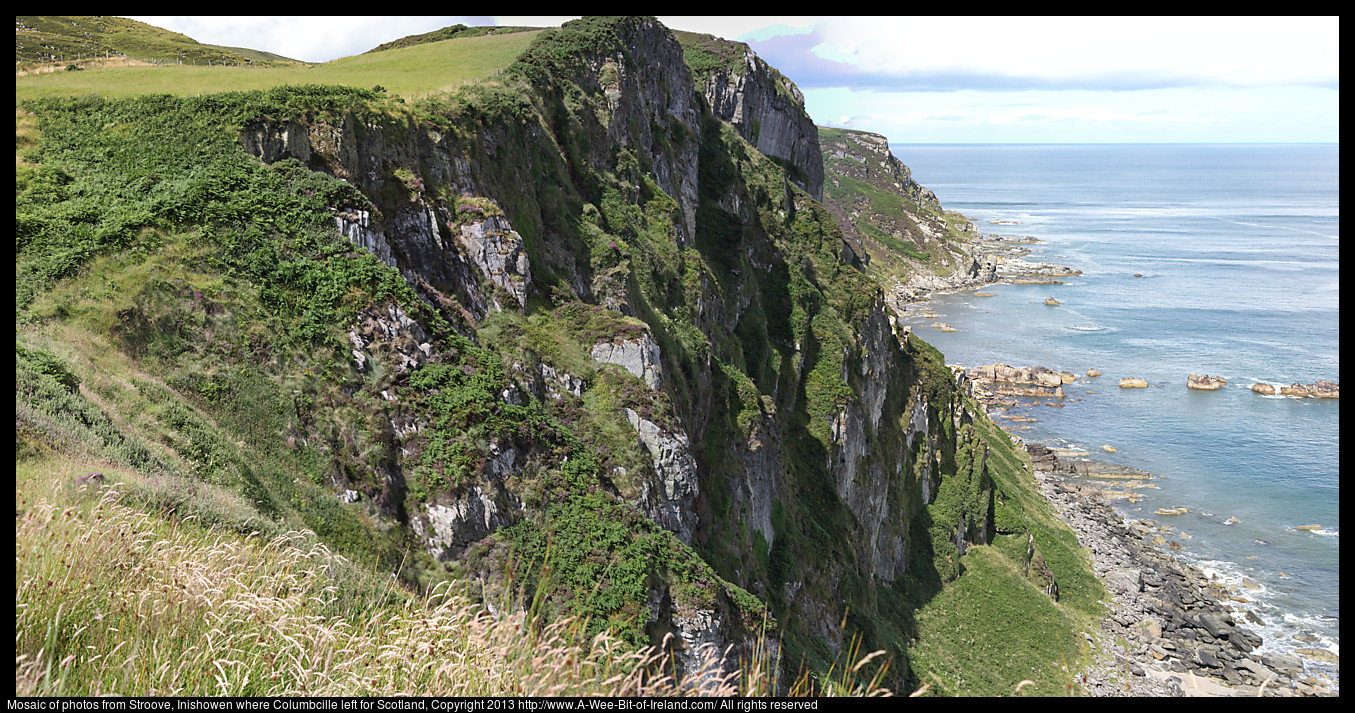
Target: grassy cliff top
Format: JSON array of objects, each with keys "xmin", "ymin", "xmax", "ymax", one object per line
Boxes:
[
  {"xmin": 363, "ymin": 24, "xmax": 540, "ymax": 54},
  {"xmin": 15, "ymin": 16, "xmax": 303, "ymax": 68},
  {"xmin": 15, "ymin": 30, "xmax": 543, "ymax": 102}
]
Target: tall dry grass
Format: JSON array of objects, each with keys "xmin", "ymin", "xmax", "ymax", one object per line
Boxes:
[{"xmin": 15, "ymin": 474, "xmax": 892, "ymax": 697}]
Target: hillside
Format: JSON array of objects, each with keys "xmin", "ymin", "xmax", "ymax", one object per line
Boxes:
[
  {"xmin": 363, "ymin": 23, "xmax": 540, "ymax": 54},
  {"xmin": 15, "ymin": 16, "xmax": 303, "ymax": 67},
  {"xmin": 15, "ymin": 16, "xmax": 1104, "ymax": 695},
  {"xmin": 15, "ymin": 27, "xmax": 541, "ymax": 102}
]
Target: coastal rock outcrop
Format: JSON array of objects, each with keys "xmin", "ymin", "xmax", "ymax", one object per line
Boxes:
[
  {"xmin": 1120, "ymin": 377, "xmax": 1149, "ymax": 388},
  {"xmin": 1187, "ymin": 374, "xmax": 1227, "ymax": 390},
  {"xmin": 1251, "ymin": 381, "xmax": 1339, "ymax": 398},
  {"xmin": 693, "ymin": 38, "xmax": 823, "ymax": 201}
]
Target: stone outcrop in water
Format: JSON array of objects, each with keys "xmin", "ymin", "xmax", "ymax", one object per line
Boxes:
[{"xmin": 1187, "ymin": 374, "xmax": 1227, "ymax": 390}]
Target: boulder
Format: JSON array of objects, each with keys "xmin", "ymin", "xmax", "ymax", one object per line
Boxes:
[
  {"xmin": 1087, "ymin": 368, "xmax": 1101, "ymax": 377},
  {"xmin": 1187, "ymin": 374, "xmax": 1227, "ymax": 390},
  {"xmin": 1059, "ymin": 371, "xmax": 1077, "ymax": 384},
  {"xmin": 1120, "ymin": 377, "xmax": 1149, "ymax": 388},
  {"xmin": 1044, "ymin": 296, "xmax": 1061, "ymax": 306},
  {"xmin": 1310, "ymin": 380, "xmax": 1339, "ymax": 398},
  {"xmin": 1250, "ymin": 383, "xmax": 1279, "ymax": 395},
  {"xmin": 1280, "ymin": 383, "xmax": 1312, "ymax": 397},
  {"xmin": 1102, "ymin": 444, "xmax": 1117, "ymax": 452},
  {"xmin": 1294, "ymin": 648, "xmax": 1338, "ymax": 664}
]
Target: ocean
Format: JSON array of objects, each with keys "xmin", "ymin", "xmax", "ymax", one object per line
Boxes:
[{"xmin": 889, "ymin": 143, "xmax": 1339, "ymax": 682}]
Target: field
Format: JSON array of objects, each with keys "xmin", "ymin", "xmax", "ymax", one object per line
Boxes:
[{"xmin": 15, "ymin": 31, "xmax": 542, "ymax": 103}]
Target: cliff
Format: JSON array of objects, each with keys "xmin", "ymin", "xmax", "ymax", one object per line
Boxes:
[
  {"xmin": 676, "ymin": 31, "xmax": 824, "ymax": 202},
  {"xmin": 16, "ymin": 16, "xmax": 1102, "ymax": 694}
]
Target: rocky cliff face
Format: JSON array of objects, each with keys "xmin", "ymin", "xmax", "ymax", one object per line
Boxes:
[
  {"xmin": 819, "ymin": 127, "xmax": 999, "ymax": 311},
  {"xmin": 680, "ymin": 33, "xmax": 824, "ymax": 202},
  {"xmin": 233, "ymin": 17, "xmax": 1047, "ymax": 688}
]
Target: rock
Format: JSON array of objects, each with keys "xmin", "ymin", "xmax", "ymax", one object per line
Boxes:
[
  {"xmin": 1059, "ymin": 370, "xmax": 1077, "ymax": 384},
  {"xmin": 1250, "ymin": 383, "xmax": 1279, "ymax": 395},
  {"xmin": 1293, "ymin": 524, "xmax": 1322, "ymax": 531},
  {"xmin": 1280, "ymin": 383, "xmax": 1312, "ymax": 397},
  {"xmin": 1133, "ymin": 273, "xmax": 1144, "ymax": 277},
  {"xmin": 1044, "ymin": 296, "xmax": 1061, "ymax": 306},
  {"xmin": 1187, "ymin": 374, "xmax": 1227, "ymax": 390},
  {"xmin": 1087, "ymin": 368, "xmax": 1101, "ymax": 377},
  {"xmin": 1310, "ymin": 380, "xmax": 1339, "ymax": 398},
  {"xmin": 1120, "ymin": 377, "xmax": 1149, "ymax": 388},
  {"xmin": 592, "ymin": 334, "xmax": 664, "ymax": 390},
  {"xmin": 1154, "ymin": 507, "xmax": 1189, "ymax": 516},
  {"xmin": 1259, "ymin": 652, "xmax": 1305, "ymax": 675},
  {"xmin": 701, "ymin": 43, "xmax": 823, "ymax": 201},
  {"xmin": 624, "ymin": 408, "xmax": 699, "ymax": 544},
  {"xmin": 1132, "ymin": 617, "xmax": 1164, "ymax": 640},
  {"xmin": 1102, "ymin": 445, "xmax": 1117, "ymax": 452},
  {"xmin": 1106, "ymin": 568, "xmax": 1144, "ymax": 594},
  {"xmin": 457, "ymin": 215, "xmax": 531, "ymax": 311}
]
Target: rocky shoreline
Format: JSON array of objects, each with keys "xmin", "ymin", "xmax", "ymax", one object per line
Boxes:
[
  {"xmin": 886, "ymin": 232, "xmax": 1081, "ymax": 308},
  {"xmin": 1026, "ymin": 446, "xmax": 1339, "ymax": 697}
]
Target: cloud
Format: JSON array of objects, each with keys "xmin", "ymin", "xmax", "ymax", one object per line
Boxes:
[{"xmin": 744, "ymin": 16, "xmax": 1339, "ymax": 92}]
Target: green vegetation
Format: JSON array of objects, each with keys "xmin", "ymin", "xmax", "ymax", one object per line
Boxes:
[
  {"xmin": 15, "ymin": 31, "xmax": 541, "ymax": 102},
  {"xmin": 15, "ymin": 15, "xmax": 1105, "ymax": 696},
  {"xmin": 15, "ymin": 16, "xmax": 293, "ymax": 68},
  {"xmin": 364, "ymin": 24, "xmax": 540, "ymax": 54}
]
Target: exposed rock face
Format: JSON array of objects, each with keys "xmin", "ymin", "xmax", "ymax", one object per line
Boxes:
[
  {"xmin": 625, "ymin": 408, "xmax": 699, "ymax": 544},
  {"xmin": 592, "ymin": 334, "xmax": 664, "ymax": 390},
  {"xmin": 456, "ymin": 215, "xmax": 530, "ymax": 312},
  {"xmin": 348, "ymin": 303, "xmax": 434, "ymax": 375},
  {"xmin": 413, "ymin": 485, "xmax": 520, "ymax": 560},
  {"xmin": 567, "ymin": 18, "xmax": 702, "ymax": 245},
  {"xmin": 1187, "ymin": 374, "xmax": 1227, "ymax": 390},
  {"xmin": 698, "ymin": 45, "xmax": 823, "ymax": 201}
]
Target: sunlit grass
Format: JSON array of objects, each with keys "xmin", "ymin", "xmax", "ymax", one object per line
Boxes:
[
  {"xmin": 15, "ymin": 31, "xmax": 542, "ymax": 103},
  {"xmin": 14, "ymin": 452, "xmax": 892, "ymax": 696}
]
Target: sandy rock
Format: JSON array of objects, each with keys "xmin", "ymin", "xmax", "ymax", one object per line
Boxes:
[
  {"xmin": 1187, "ymin": 374, "xmax": 1227, "ymax": 390},
  {"xmin": 1120, "ymin": 377, "xmax": 1149, "ymax": 388}
]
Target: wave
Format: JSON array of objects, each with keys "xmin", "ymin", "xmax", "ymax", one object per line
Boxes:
[{"xmin": 1065, "ymin": 324, "xmax": 1108, "ymax": 331}]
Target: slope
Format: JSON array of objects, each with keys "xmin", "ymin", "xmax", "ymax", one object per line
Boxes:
[{"xmin": 16, "ymin": 15, "xmax": 1105, "ymax": 695}]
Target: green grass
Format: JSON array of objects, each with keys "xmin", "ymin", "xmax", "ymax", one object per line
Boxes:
[
  {"xmin": 907, "ymin": 546, "xmax": 1089, "ymax": 697},
  {"xmin": 15, "ymin": 31, "xmax": 542, "ymax": 102}
]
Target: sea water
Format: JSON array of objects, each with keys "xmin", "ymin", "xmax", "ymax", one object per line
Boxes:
[{"xmin": 891, "ymin": 144, "xmax": 1339, "ymax": 683}]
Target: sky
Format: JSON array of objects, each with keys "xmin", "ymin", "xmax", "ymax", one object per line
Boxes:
[{"xmin": 127, "ymin": 16, "xmax": 1339, "ymax": 144}]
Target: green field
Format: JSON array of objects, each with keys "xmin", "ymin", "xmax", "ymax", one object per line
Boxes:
[{"xmin": 15, "ymin": 30, "xmax": 542, "ymax": 103}]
